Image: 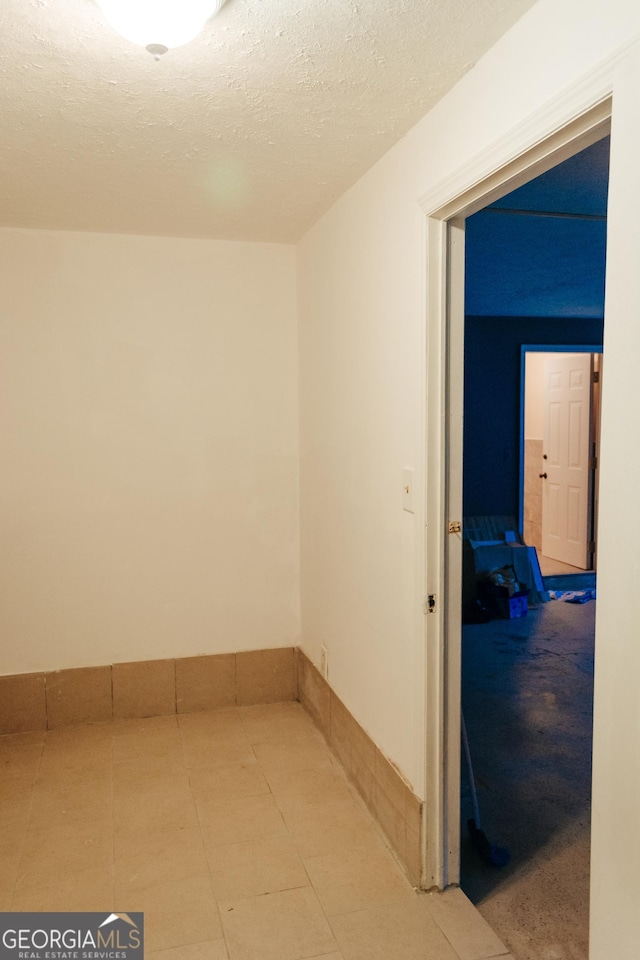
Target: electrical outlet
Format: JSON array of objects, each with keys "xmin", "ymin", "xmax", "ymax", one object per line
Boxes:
[{"xmin": 320, "ymin": 644, "xmax": 328, "ymax": 679}]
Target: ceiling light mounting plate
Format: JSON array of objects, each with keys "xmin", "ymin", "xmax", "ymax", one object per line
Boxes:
[
  {"xmin": 145, "ymin": 43, "xmax": 169, "ymax": 60},
  {"xmin": 94, "ymin": 0, "xmax": 227, "ymax": 55}
]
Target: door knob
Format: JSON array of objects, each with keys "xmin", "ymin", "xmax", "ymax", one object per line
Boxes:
[{"xmin": 539, "ymin": 472, "xmax": 548, "ymax": 479}]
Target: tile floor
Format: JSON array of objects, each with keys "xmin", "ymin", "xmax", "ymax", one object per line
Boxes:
[{"xmin": 1, "ymin": 701, "xmax": 513, "ymax": 960}]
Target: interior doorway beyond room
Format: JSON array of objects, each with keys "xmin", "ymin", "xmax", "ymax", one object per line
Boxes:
[{"xmin": 522, "ymin": 347, "xmax": 603, "ymax": 576}]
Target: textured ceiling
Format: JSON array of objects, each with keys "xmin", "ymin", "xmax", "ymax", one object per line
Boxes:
[{"xmin": 0, "ymin": 0, "xmax": 538, "ymax": 243}]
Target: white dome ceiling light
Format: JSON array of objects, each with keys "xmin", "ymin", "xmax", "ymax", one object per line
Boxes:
[{"xmin": 94, "ymin": 0, "xmax": 227, "ymax": 58}]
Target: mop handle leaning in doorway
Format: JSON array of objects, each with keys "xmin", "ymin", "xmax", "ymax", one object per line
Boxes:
[
  {"xmin": 461, "ymin": 709, "xmax": 510, "ymax": 866},
  {"xmin": 461, "ymin": 710, "xmax": 482, "ymax": 829}
]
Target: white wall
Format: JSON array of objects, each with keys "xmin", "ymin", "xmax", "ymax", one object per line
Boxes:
[
  {"xmin": 590, "ymin": 42, "xmax": 640, "ymax": 960},
  {"xmin": 298, "ymin": 3, "xmax": 640, "ymax": 952},
  {"xmin": 525, "ymin": 353, "xmax": 547, "ymax": 440},
  {"xmin": 0, "ymin": 228, "xmax": 299, "ymax": 675}
]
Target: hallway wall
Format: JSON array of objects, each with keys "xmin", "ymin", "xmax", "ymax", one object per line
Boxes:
[
  {"xmin": 590, "ymin": 42, "xmax": 640, "ymax": 960},
  {"xmin": 0, "ymin": 228, "xmax": 300, "ymax": 675},
  {"xmin": 298, "ymin": 1, "xmax": 640, "ymax": 953}
]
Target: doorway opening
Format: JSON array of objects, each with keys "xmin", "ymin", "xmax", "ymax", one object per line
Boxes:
[
  {"xmin": 420, "ymin": 87, "xmax": 611, "ymax": 923},
  {"xmin": 458, "ymin": 139, "xmax": 608, "ymax": 957}
]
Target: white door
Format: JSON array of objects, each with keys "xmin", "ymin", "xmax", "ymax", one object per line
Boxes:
[{"xmin": 541, "ymin": 353, "xmax": 593, "ymax": 568}]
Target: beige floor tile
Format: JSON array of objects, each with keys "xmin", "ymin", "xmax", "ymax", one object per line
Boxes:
[
  {"xmin": 190, "ymin": 761, "xmax": 270, "ymax": 806},
  {"xmin": 281, "ymin": 798, "xmax": 380, "ymax": 859},
  {"xmin": 240, "ymin": 716, "xmax": 321, "ymax": 747},
  {"xmin": 237, "ymin": 702, "xmax": 307, "ymax": 722},
  {"xmin": 37, "ymin": 753, "xmax": 111, "ymax": 786},
  {"xmin": 12, "ymin": 864, "xmax": 114, "ymax": 912},
  {"xmin": 304, "ymin": 836, "xmax": 415, "ymax": 916},
  {"xmin": 421, "ymin": 888, "xmax": 509, "ymax": 960},
  {"xmin": 207, "ymin": 835, "xmax": 309, "ymax": 900},
  {"xmin": 34, "ymin": 764, "xmax": 112, "ymax": 796},
  {"xmin": 39, "ymin": 744, "xmax": 112, "ymax": 769},
  {"xmin": 114, "ymin": 825, "xmax": 209, "ymax": 889},
  {"xmin": 219, "ymin": 887, "xmax": 338, "ymax": 960},
  {"xmin": 181, "ymin": 736, "xmax": 256, "ymax": 771},
  {"xmin": 0, "ymin": 743, "xmax": 43, "ymax": 780},
  {"xmin": 29, "ymin": 777, "xmax": 112, "ymax": 826},
  {"xmin": 112, "ymin": 716, "xmax": 183, "ymax": 761},
  {"xmin": 0, "ymin": 874, "xmax": 16, "ymax": 910},
  {"xmin": 178, "ymin": 709, "xmax": 246, "ymax": 739},
  {"xmin": 0, "ymin": 775, "xmax": 35, "ymax": 813},
  {"xmin": 265, "ymin": 763, "xmax": 354, "ymax": 811},
  {"xmin": 252, "ymin": 736, "xmax": 332, "ymax": 775},
  {"xmin": 0, "ymin": 820, "xmax": 27, "ymax": 860},
  {"xmin": 113, "ymin": 778, "xmax": 198, "ymax": 836},
  {"xmin": 200, "ymin": 794, "xmax": 287, "ymax": 845},
  {"xmin": 116, "ymin": 876, "xmax": 222, "ymax": 953},
  {"xmin": 113, "ymin": 755, "xmax": 188, "ymax": 791},
  {"xmin": 0, "ymin": 853, "xmax": 20, "ymax": 908},
  {"xmin": 147, "ymin": 941, "xmax": 229, "ymax": 960},
  {"xmin": 0, "ymin": 731, "xmax": 45, "ymax": 749},
  {"xmin": 37, "ymin": 757, "xmax": 109, "ymax": 784},
  {"xmin": 0, "ymin": 712, "xmax": 509, "ymax": 960},
  {"xmin": 238, "ymin": 703, "xmax": 319, "ymax": 747},
  {"xmin": 40, "ymin": 725, "xmax": 113, "ymax": 776},
  {"xmin": 44, "ymin": 722, "xmax": 113, "ymax": 749},
  {"xmin": 113, "ymin": 715, "xmax": 181, "ymax": 735},
  {"xmin": 0, "ymin": 800, "xmax": 31, "ymax": 833},
  {"xmin": 19, "ymin": 818, "xmax": 113, "ymax": 876},
  {"xmin": 330, "ymin": 899, "xmax": 462, "ymax": 960}
]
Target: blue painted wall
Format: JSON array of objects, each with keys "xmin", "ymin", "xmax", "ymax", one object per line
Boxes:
[
  {"xmin": 463, "ymin": 317, "xmax": 604, "ymax": 519},
  {"xmin": 463, "ymin": 138, "xmax": 608, "ymax": 523},
  {"xmin": 465, "ymin": 214, "xmax": 606, "ymax": 318},
  {"xmin": 465, "ymin": 137, "xmax": 609, "ymax": 319}
]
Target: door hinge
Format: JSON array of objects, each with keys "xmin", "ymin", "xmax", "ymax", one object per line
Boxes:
[
  {"xmin": 588, "ymin": 540, "xmax": 596, "ymax": 553},
  {"xmin": 424, "ymin": 594, "xmax": 437, "ymax": 615},
  {"xmin": 593, "ymin": 370, "xmax": 600, "ymax": 383},
  {"xmin": 448, "ymin": 520, "xmax": 462, "ymax": 534},
  {"xmin": 589, "ymin": 456, "xmax": 598, "ymax": 470}
]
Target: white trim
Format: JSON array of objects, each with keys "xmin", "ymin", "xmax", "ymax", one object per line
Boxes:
[
  {"xmin": 444, "ymin": 219, "xmax": 465, "ymax": 885},
  {"xmin": 423, "ymin": 215, "xmax": 447, "ymax": 888},
  {"xmin": 420, "ymin": 65, "xmax": 615, "ymax": 890},
  {"xmin": 417, "ymin": 38, "xmax": 631, "ymax": 218}
]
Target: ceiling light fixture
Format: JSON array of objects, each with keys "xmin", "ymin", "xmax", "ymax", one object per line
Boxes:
[{"xmin": 94, "ymin": 0, "xmax": 227, "ymax": 58}]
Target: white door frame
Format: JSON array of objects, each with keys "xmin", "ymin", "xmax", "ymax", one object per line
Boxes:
[{"xmin": 418, "ymin": 85, "xmax": 613, "ymax": 889}]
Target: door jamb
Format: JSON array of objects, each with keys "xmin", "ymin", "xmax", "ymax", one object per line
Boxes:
[{"xmin": 419, "ymin": 98, "xmax": 612, "ymax": 890}]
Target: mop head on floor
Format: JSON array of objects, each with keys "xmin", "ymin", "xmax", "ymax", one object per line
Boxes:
[{"xmin": 468, "ymin": 818, "xmax": 511, "ymax": 867}]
